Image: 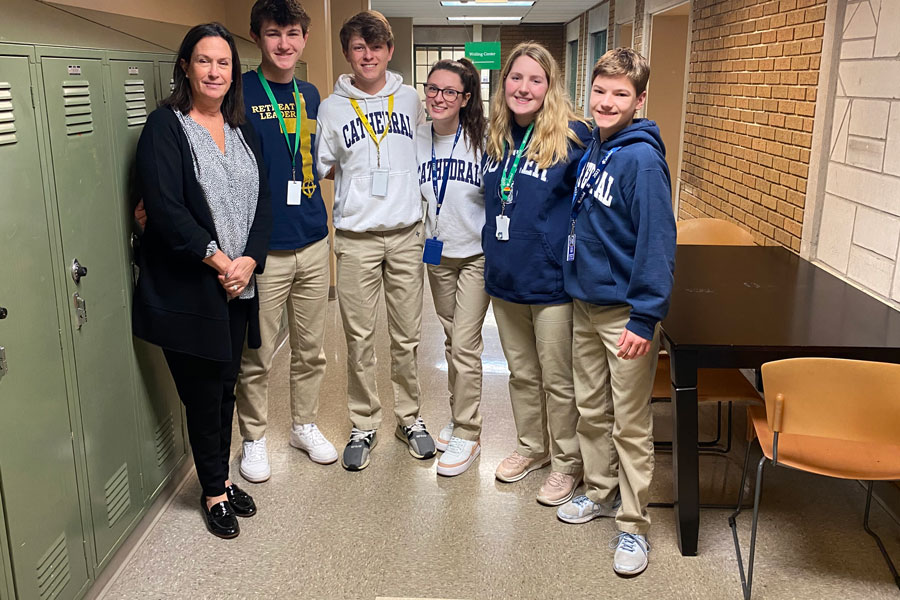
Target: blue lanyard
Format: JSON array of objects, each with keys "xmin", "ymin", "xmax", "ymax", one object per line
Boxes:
[
  {"xmin": 431, "ymin": 123, "xmax": 463, "ymax": 223},
  {"xmin": 570, "ymin": 144, "xmax": 620, "ymax": 223}
]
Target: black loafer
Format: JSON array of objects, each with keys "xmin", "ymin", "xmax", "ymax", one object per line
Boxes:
[
  {"xmin": 225, "ymin": 483, "xmax": 257, "ymax": 517},
  {"xmin": 201, "ymin": 497, "xmax": 240, "ymax": 539}
]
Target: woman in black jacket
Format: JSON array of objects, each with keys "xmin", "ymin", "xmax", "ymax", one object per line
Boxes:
[{"xmin": 134, "ymin": 22, "xmax": 271, "ymax": 539}]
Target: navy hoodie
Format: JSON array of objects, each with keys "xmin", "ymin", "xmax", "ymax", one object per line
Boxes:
[
  {"xmin": 482, "ymin": 120, "xmax": 592, "ymax": 304},
  {"xmin": 243, "ymin": 71, "xmax": 328, "ymax": 251},
  {"xmin": 562, "ymin": 119, "xmax": 676, "ymax": 340}
]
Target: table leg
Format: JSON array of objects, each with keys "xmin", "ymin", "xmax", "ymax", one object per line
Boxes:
[{"xmin": 670, "ymin": 350, "xmax": 699, "ymax": 556}]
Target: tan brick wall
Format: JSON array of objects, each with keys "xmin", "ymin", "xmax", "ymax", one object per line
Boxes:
[
  {"xmin": 678, "ymin": 0, "xmax": 827, "ymax": 250},
  {"xmin": 574, "ymin": 15, "xmax": 589, "ymax": 113},
  {"xmin": 633, "ymin": 0, "xmax": 646, "ymax": 53},
  {"xmin": 608, "ymin": 1, "xmax": 616, "ymax": 51},
  {"xmin": 498, "ymin": 24, "xmax": 567, "ymax": 74}
]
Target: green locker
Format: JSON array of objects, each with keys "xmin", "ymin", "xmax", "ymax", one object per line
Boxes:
[
  {"xmin": 0, "ymin": 48, "xmax": 90, "ymax": 600},
  {"xmin": 38, "ymin": 52, "xmax": 143, "ymax": 567},
  {"xmin": 106, "ymin": 57, "xmax": 186, "ymax": 500}
]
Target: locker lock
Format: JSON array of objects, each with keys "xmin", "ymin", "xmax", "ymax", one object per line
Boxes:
[
  {"xmin": 0, "ymin": 306, "xmax": 6, "ymax": 319},
  {"xmin": 71, "ymin": 258, "xmax": 88, "ymax": 284}
]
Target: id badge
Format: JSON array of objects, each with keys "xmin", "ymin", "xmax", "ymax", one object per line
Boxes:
[
  {"xmin": 566, "ymin": 233, "xmax": 576, "ymax": 262},
  {"xmin": 422, "ymin": 237, "xmax": 443, "ymax": 265},
  {"xmin": 287, "ymin": 180, "xmax": 303, "ymax": 206},
  {"xmin": 496, "ymin": 215, "xmax": 510, "ymax": 241},
  {"xmin": 372, "ymin": 169, "xmax": 389, "ymax": 197}
]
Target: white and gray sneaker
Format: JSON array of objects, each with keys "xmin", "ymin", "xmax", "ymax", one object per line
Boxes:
[
  {"xmin": 341, "ymin": 428, "xmax": 377, "ymax": 471},
  {"xmin": 611, "ymin": 532, "xmax": 650, "ymax": 576},
  {"xmin": 239, "ymin": 437, "xmax": 270, "ymax": 483},
  {"xmin": 557, "ymin": 494, "xmax": 620, "ymax": 524},
  {"xmin": 290, "ymin": 423, "xmax": 338, "ymax": 465},
  {"xmin": 435, "ymin": 422, "xmax": 454, "ymax": 452},
  {"xmin": 436, "ymin": 437, "xmax": 480, "ymax": 476},
  {"xmin": 395, "ymin": 416, "xmax": 436, "ymax": 459}
]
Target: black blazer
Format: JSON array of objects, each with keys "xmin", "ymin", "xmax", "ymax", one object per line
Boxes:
[{"xmin": 133, "ymin": 106, "xmax": 272, "ymax": 361}]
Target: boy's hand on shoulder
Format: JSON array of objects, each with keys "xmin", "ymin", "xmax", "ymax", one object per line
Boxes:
[{"xmin": 617, "ymin": 329, "xmax": 651, "ymax": 360}]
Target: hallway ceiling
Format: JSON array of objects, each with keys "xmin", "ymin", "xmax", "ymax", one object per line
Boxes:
[{"xmin": 372, "ymin": 0, "xmax": 602, "ymax": 25}]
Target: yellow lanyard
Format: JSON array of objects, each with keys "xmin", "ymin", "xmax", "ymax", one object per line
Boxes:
[
  {"xmin": 349, "ymin": 95, "xmax": 394, "ymax": 168},
  {"xmin": 294, "ymin": 92, "xmax": 317, "ymax": 197}
]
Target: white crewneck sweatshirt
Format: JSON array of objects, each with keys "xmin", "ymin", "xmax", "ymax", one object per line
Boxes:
[{"xmin": 316, "ymin": 71, "xmax": 426, "ymax": 232}]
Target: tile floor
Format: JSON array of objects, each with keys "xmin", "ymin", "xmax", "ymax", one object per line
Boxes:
[{"xmin": 99, "ymin": 281, "xmax": 900, "ymax": 600}]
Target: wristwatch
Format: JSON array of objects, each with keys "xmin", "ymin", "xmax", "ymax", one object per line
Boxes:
[{"xmin": 205, "ymin": 240, "xmax": 219, "ymax": 259}]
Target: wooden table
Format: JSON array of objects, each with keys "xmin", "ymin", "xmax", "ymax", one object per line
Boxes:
[{"xmin": 661, "ymin": 245, "xmax": 900, "ymax": 556}]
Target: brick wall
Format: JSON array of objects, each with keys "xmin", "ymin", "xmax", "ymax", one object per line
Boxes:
[
  {"xmin": 679, "ymin": 0, "xmax": 827, "ymax": 250},
  {"xmin": 498, "ymin": 24, "xmax": 567, "ymax": 73},
  {"xmin": 633, "ymin": 0, "xmax": 646, "ymax": 53},
  {"xmin": 608, "ymin": 1, "xmax": 616, "ymax": 51},
  {"xmin": 575, "ymin": 15, "xmax": 589, "ymax": 113}
]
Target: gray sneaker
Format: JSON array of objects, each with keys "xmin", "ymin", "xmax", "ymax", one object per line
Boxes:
[
  {"xmin": 395, "ymin": 417, "xmax": 436, "ymax": 459},
  {"xmin": 557, "ymin": 494, "xmax": 620, "ymax": 524},
  {"xmin": 611, "ymin": 532, "xmax": 650, "ymax": 576},
  {"xmin": 341, "ymin": 428, "xmax": 377, "ymax": 471}
]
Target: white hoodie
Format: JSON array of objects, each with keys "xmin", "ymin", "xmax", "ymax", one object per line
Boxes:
[{"xmin": 316, "ymin": 71, "xmax": 426, "ymax": 232}]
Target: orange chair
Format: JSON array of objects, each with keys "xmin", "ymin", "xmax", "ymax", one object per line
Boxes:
[
  {"xmin": 654, "ymin": 217, "xmax": 760, "ymax": 454},
  {"xmin": 729, "ymin": 358, "xmax": 900, "ymax": 599}
]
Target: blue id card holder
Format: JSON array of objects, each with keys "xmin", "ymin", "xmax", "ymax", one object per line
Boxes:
[{"xmin": 423, "ymin": 237, "xmax": 443, "ymax": 265}]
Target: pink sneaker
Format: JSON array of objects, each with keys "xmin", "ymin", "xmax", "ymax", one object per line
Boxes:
[
  {"xmin": 494, "ymin": 451, "xmax": 550, "ymax": 483},
  {"xmin": 536, "ymin": 471, "xmax": 580, "ymax": 506}
]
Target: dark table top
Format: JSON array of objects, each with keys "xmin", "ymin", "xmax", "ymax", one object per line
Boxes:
[{"xmin": 661, "ymin": 245, "xmax": 900, "ymax": 364}]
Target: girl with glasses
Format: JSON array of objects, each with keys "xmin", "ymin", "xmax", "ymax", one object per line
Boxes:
[{"xmin": 417, "ymin": 58, "xmax": 489, "ymax": 476}]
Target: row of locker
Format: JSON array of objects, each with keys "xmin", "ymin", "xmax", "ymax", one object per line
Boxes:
[{"xmin": 0, "ymin": 1, "xmax": 294, "ymax": 598}]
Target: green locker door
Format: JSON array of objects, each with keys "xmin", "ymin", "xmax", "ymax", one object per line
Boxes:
[
  {"xmin": 39, "ymin": 55, "xmax": 142, "ymax": 567},
  {"xmin": 108, "ymin": 58, "xmax": 186, "ymax": 500},
  {"xmin": 0, "ymin": 52, "xmax": 90, "ymax": 600},
  {"xmin": 157, "ymin": 61, "xmax": 175, "ymax": 103}
]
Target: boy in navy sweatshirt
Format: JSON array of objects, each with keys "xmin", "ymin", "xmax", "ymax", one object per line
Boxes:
[{"xmin": 557, "ymin": 48, "xmax": 676, "ymax": 578}]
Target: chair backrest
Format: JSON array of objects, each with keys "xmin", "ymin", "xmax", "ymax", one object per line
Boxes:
[
  {"xmin": 760, "ymin": 357, "xmax": 900, "ymax": 446},
  {"xmin": 676, "ymin": 218, "xmax": 756, "ymax": 246}
]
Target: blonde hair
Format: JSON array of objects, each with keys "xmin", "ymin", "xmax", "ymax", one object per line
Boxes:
[{"xmin": 487, "ymin": 42, "xmax": 586, "ymax": 169}]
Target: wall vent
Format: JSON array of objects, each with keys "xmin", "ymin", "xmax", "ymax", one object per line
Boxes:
[
  {"xmin": 124, "ymin": 79, "xmax": 147, "ymax": 127},
  {"xmin": 36, "ymin": 534, "xmax": 70, "ymax": 600},
  {"xmin": 0, "ymin": 82, "xmax": 17, "ymax": 146},
  {"xmin": 154, "ymin": 412, "xmax": 176, "ymax": 467},
  {"xmin": 104, "ymin": 462, "xmax": 131, "ymax": 528},
  {"xmin": 62, "ymin": 80, "xmax": 92, "ymax": 136}
]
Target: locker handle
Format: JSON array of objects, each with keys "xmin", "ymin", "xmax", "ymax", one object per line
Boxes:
[
  {"xmin": 0, "ymin": 306, "xmax": 6, "ymax": 319},
  {"xmin": 71, "ymin": 258, "xmax": 88, "ymax": 284}
]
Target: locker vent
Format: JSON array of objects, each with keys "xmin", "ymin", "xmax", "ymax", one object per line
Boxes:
[
  {"xmin": 62, "ymin": 80, "xmax": 92, "ymax": 136},
  {"xmin": 154, "ymin": 412, "xmax": 176, "ymax": 467},
  {"xmin": 0, "ymin": 82, "xmax": 16, "ymax": 146},
  {"xmin": 104, "ymin": 462, "xmax": 131, "ymax": 528},
  {"xmin": 36, "ymin": 533, "xmax": 71, "ymax": 600},
  {"xmin": 124, "ymin": 79, "xmax": 147, "ymax": 127}
]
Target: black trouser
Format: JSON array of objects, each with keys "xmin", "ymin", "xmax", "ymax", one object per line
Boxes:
[{"xmin": 164, "ymin": 299, "xmax": 250, "ymax": 499}]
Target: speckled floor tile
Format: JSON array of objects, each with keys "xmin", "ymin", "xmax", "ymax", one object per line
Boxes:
[{"xmin": 99, "ymin": 280, "xmax": 900, "ymax": 600}]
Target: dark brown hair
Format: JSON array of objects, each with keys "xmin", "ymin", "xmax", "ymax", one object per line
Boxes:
[
  {"xmin": 339, "ymin": 10, "xmax": 393, "ymax": 53},
  {"xmin": 250, "ymin": 0, "xmax": 311, "ymax": 36},
  {"xmin": 427, "ymin": 58, "xmax": 485, "ymax": 154},
  {"xmin": 163, "ymin": 23, "xmax": 245, "ymax": 126}
]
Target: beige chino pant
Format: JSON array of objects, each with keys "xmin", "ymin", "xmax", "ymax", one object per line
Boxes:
[
  {"xmin": 427, "ymin": 254, "xmax": 491, "ymax": 441},
  {"xmin": 334, "ymin": 223, "xmax": 425, "ymax": 431},
  {"xmin": 573, "ymin": 299, "xmax": 659, "ymax": 535},
  {"xmin": 235, "ymin": 237, "xmax": 330, "ymax": 441},
  {"xmin": 491, "ymin": 297, "xmax": 582, "ymax": 474}
]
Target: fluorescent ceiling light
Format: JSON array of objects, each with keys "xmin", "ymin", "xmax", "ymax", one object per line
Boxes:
[
  {"xmin": 441, "ymin": 1, "xmax": 534, "ymax": 5},
  {"xmin": 447, "ymin": 16, "xmax": 523, "ymax": 21}
]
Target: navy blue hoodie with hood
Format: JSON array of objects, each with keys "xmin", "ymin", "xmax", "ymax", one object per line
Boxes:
[
  {"xmin": 482, "ymin": 120, "xmax": 592, "ymax": 305},
  {"xmin": 562, "ymin": 119, "xmax": 676, "ymax": 340}
]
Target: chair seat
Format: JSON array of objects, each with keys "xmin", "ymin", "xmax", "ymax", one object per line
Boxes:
[
  {"xmin": 653, "ymin": 356, "xmax": 763, "ymax": 404},
  {"xmin": 749, "ymin": 404, "xmax": 900, "ymax": 480}
]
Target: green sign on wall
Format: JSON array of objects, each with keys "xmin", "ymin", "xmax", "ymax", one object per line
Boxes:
[{"xmin": 465, "ymin": 41, "xmax": 501, "ymax": 69}]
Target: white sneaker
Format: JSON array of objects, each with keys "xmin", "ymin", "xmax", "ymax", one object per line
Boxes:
[
  {"xmin": 611, "ymin": 532, "xmax": 650, "ymax": 576},
  {"xmin": 436, "ymin": 437, "xmax": 480, "ymax": 476},
  {"xmin": 557, "ymin": 494, "xmax": 620, "ymax": 524},
  {"xmin": 240, "ymin": 437, "xmax": 270, "ymax": 483},
  {"xmin": 290, "ymin": 423, "xmax": 338, "ymax": 465},
  {"xmin": 435, "ymin": 422, "xmax": 454, "ymax": 452}
]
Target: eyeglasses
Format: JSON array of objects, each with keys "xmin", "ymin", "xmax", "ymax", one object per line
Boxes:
[{"xmin": 423, "ymin": 84, "xmax": 464, "ymax": 101}]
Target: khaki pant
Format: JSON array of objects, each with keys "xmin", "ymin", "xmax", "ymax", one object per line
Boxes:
[
  {"xmin": 491, "ymin": 298, "xmax": 581, "ymax": 474},
  {"xmin": 573, "ymin": 299, "xmax": 659, "ymax": 535},
  {"xmin": 334, "ymin": 223, "xmax": 424, "ymax": 431},
  {"xmin": 235, "ymin": 238, "xmax": 330, "ymax": 440},
  {"xmin": 427, "ymin": 254, "xmax": 490, "ymax": 441}
]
